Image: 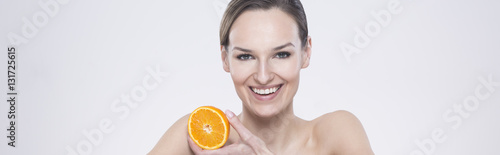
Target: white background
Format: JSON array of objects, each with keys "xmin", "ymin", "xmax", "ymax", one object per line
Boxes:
[{"xmin": 1, "ymin": 0, "xmax": 499, "ymax": 154}]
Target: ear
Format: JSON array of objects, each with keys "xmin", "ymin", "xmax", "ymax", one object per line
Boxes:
[
  {"xmin": 301, "ymin": 36, "xmax": 312, "ymax": 69},
  {"xmin": 221, "ymin": 45, "xmax": 230, "ymax": 72}
]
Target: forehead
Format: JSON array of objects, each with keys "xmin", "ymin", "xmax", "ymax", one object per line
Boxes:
[{"xmin": 228, "ymin": 8, "xmax": 299, "ymax": 50}]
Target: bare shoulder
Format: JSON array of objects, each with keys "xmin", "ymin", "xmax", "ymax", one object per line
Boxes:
[
  {"xmin": 312, "ymin": 110, "xmax": 374, "ymax": 155},
  {"xmin": 148, "ymin": 114, "xmax": 193, "ymax": 155}
]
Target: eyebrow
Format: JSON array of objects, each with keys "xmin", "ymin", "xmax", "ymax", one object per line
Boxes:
[
  {"xmin": 232, "ymin": 42, "xmax": 295, "ymax": 52},
  {"xmin": 273, "ymin": 42, "xmax": 295, "ymax": 51}
]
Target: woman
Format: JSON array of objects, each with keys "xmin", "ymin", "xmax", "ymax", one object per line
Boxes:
[{"xmin": 149, "ymin": 0, "xmax": 374, "ymax": 154}]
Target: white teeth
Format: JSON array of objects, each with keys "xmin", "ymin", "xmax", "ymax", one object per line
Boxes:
[{"xmin": 251, "ymin": 86, "xmax": 281, "ymax": 95}]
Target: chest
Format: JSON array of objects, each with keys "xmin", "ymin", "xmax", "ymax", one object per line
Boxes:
[{"xmin": 274, "ymin": 137, "xmax": 325, "ymax": 155}]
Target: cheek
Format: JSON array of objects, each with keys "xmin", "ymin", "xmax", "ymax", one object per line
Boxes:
[
  {"xmin": 229, "ymin": 60, "xmax": 255, "ymax": 85},
  {"xmin": 271, "ymin": 58, "xmax": 301, "ymax": 81}
]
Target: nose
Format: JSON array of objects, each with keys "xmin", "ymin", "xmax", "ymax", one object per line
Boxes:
[{"xmin": 254, "ymin": 60, "xmax": 274, "ymax": 85}]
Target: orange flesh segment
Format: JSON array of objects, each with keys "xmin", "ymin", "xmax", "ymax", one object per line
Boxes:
[{"xmin": 188, "ymin": 106, "xmax": 229, "ymax": 150}]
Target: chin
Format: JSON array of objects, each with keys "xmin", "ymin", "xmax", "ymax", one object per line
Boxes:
[
  {"xmin": 242, "ymin": 84, "xmax": 294, "ymax": 119},
  {"xmin": 249, "ymin": 103, "xmax": 282, "ymax": 118}
]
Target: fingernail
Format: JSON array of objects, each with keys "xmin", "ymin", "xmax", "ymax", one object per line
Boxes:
[{"xmin": 225, "ymin": 110, "xmax": 235, "ymax": 118}]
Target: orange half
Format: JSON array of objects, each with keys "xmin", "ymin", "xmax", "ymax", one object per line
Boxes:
[{"xmin": 188, "ymin": 106, "xmax": 230, "ymax": 150}]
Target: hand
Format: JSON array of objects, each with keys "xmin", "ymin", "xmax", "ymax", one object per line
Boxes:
[{"xmin": 188, "ymin": 110, "xmax": 274, "ymax": 155}]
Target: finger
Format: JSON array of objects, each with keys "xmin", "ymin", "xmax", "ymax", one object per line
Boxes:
[
  {"xmin": 225, "ymin": 110, "xmax": 273, "ymax": 154},
  {"xmin": 225, "ymin": 110, "xmax": 255, "ymax": 142},
  {"xmin": 187, "ymin": 135, "xmax": 203, "ymax": 153}
]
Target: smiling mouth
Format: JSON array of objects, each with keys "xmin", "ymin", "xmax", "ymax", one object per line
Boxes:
[{"xmin": 249, "ymin": 84, "xmax": 283, "ymax": 95}]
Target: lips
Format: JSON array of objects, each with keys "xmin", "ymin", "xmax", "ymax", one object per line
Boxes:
[{"xmin": 248, "ymin": 84, "xmax": 283, "ymax": 101}]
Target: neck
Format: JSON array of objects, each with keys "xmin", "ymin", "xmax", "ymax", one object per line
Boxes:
[{"xmin": 238, "ymin": 103, "xmax": 299, "ymax": 150}]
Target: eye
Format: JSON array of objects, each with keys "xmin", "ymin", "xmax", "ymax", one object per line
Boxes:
[
  {"xmin": 236, "ymin": 54, "xmax": 254, "ymax": 60},
  {"xmin": 275, "ymin": 52, "xmax": 291, "ymax": 59}
]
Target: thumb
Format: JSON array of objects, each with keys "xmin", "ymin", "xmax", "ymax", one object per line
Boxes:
[{"xmin": 225, "ymin": 110, "xmax": 254, "ymax": 141}]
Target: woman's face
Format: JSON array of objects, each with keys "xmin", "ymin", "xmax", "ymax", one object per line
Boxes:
[{"xmin": 222, "ymin": 8, "xmax": 311, "ymax": 118}]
